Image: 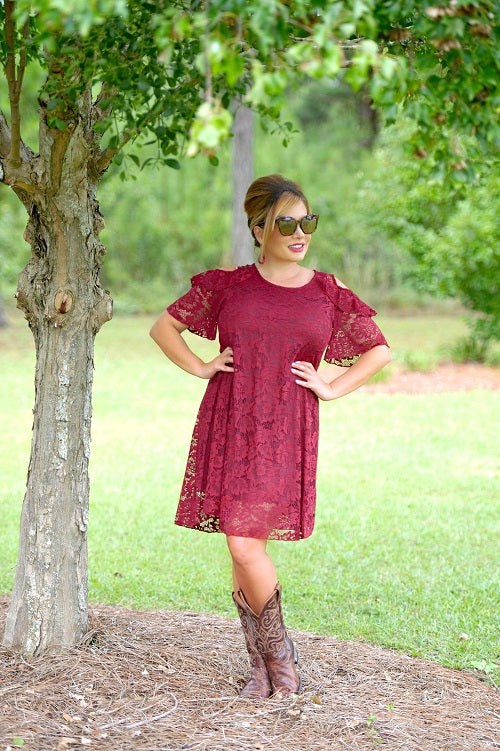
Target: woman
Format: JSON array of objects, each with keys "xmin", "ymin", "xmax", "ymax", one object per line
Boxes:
[{"xmin": 150, "ymin": 174, "xmax": 391, "ymax": 699}]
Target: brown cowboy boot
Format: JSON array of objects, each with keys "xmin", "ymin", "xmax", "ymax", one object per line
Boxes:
[
  {"xmin": 241, "ymin": 583, "xmax": 301, "ymax": 696},
  {"xmin": 232, "ymin": 590, "xmax": 272, "ymax": 699}
]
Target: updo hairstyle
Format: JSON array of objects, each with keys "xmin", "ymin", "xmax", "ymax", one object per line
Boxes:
[{"xmin": 244, "ymin": 174, "xmax": 311, "ymax": 250}]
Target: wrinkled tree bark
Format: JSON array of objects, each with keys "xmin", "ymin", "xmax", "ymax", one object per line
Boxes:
[
  {"xmin": 231, "ymin": 105, "xmax": 254, "ymax": 267},
  {"xmin": 0, "ymin": 84, "xmax": 112, "ymax": 655}
]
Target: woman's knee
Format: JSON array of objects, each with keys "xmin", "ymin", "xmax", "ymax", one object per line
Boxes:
[{"xmin": 226, "ymin": 535, "xmax": 266, "ymax": 568}]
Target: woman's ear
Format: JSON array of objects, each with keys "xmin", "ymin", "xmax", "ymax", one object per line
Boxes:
[{"xmin": 253, "ymin": 224, "xmax": 263, "ymax": 247}]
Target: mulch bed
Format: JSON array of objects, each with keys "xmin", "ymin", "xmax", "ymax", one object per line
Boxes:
[
  {"xmin": 0, "ymin": 599, "xmax": 498, "ymax": 751},
  {"xmin": 364, "ymin": 363, "xmax": 499, "ymax": 394}
]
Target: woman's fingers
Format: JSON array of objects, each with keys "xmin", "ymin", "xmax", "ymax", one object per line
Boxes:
[
  {"xmin": 291, "ymin": 361, "xmax": 313, "ymax": 385},
  {"xmin": 291, "ymin": 360, "xmax": 313, "ymax": 376},
  {"xmin": 218, "ymin": 346, "xmax": 234, "ymax": 372},
  {"xmin": 291, "ymin": 361, "xmax": 334, "ymax": 401}
]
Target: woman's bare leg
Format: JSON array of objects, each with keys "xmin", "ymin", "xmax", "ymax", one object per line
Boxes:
[
  {"xmin": 227, "ymin": 535, "xmax": 277, "ymax": 614},
  {"xmin": 228, "ymin": 535, "xmax": 301, "ymax": 695}
]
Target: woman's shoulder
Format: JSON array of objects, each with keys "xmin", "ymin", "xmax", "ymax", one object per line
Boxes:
[
  {"xmin": 314, "ymin": 270, "xmax": 376, "ymax": 315},
  {"xmin": 190, "ymin": 264, "xmax": 254, "ymax": 291},
  {"xmin": 314, "ymin": 270, "xmax": 348, "ymax": 289}
]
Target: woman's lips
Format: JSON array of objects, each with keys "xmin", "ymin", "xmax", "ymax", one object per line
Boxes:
[{"xmin": 289, "ymin": 243, "xmax": 305, "ymax": 252}]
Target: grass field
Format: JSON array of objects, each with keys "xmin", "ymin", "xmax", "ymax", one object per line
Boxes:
[{"xmin": 0, "ymin": 306, "xmax": 498, "ymax": 682}]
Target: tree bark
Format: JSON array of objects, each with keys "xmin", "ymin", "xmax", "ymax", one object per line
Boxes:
[
  {"xmin": 231, "ymin": 105, "xmax": 254, "ymax": 268},
  {"xmin": 1, "ymin": 89, "xmax": 112, "ymax": 656}
]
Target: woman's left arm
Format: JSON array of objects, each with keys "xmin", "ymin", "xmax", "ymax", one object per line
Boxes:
[{"xmin": 291, "ymin": 344, "xmax": 392, "ymax": 402}]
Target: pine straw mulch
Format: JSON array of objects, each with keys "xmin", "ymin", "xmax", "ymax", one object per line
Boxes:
[{"xmin": 0, "ymin": 599, "xmax": 498, "ymax": 751}]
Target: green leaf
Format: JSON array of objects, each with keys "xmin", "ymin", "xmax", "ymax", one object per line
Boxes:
[
  {"xmin": 340, "ymin": 22, "xmax": 356, "ymax": 38},
  {"xmin": 164, "ymin": 158, "xmax": 180, "ymax": 169},
  {"xmin": 46, "ymin": 117, "xmax": 68, "ymax": 131},
  {"xmin": 379, "ymin": 57, "xmax": 398, "ymax": 80}
]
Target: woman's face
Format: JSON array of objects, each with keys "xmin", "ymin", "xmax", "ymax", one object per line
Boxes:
[{"xmin": 255, "ymin": 200, "xmax": 313, "ymax": 264}]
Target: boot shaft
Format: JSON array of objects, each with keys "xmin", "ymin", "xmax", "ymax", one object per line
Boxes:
[{"xmin": 239, "ymin": 583, "xmax": 301, "ymax": 695}]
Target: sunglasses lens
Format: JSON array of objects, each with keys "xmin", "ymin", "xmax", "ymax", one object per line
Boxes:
[
  {"xmin": 300, "ymin": 217, "xmax": 318, "ymax": 235},
  {"xmin": 275, "ymin": 215, "xmax": 318, "ymax": 235},
  {"xmin": 301, "ymin": 216, "xmax": 318, "ymax": 233},
  {"xmin": 276, "ymin": 218, "xmax": 296, "ymax": 236}
]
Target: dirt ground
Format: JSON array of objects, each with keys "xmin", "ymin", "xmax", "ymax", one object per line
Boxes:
[
  {"xmin": 364, "ymin": 362, "xmax": 499, "ymax": 394},
  {"xmin": 1, "ymin": 364, "xmax": 498, "ymax": 751},
  {"xmin": 0, "ymin": 600, "xmax": 498, "ymax": 751}
]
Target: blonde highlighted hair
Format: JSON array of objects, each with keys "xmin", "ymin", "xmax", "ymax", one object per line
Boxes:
[{"xmin": 244, "ymin": 174, "xmax": 311, "ymax": 250}]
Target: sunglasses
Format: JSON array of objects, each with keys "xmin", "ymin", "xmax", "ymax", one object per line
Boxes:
[{"xmin": 274, "ymin": 214, "xmax": 319, "ymax": 236}]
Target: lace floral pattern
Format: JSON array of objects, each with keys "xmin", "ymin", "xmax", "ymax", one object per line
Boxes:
[{"xmin": 167, "ymin": 264, "xmax": 388, "ymax": 540}]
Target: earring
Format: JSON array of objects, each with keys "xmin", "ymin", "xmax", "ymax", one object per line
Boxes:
[{"xmin": 258, "ymin": 253, "xmax": 265, "ymax": 264}]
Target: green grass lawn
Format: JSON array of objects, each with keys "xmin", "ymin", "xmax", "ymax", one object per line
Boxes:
[{"xmin": 0, "ymin": 306, "xmax": 498, "ymax": 683}]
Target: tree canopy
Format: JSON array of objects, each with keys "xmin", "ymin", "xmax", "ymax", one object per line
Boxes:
[{"xmin": 1, "ymin": 0, "xmax": 499, "ymax": 183}]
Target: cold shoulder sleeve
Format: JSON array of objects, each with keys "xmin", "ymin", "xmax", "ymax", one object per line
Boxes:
[
  {"xmin": 166, "ymin": 269, "xmax": 232, "ymax": 340},
  {"xmin": 317, "ymin": 272, "xmax": 389, "ymax": 367}
]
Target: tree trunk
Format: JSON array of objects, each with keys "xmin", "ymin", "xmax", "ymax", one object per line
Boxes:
[
  {"xmin": 2, "ymin": 93, "xmax": 112, "ymax": 656},
  {"xmin": 358, "ymin": 90, "xmax": 380, "ymax": 148},
  {"xmin": 231, "ymin": 105, "xmax": 254, "ymax": 268},
  {"xmin": 0, "ymin": 292, "xmax": 7, "ymax": 327}
]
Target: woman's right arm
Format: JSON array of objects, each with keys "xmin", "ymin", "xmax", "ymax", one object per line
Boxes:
[{"xmin": 149, "ymin": 311, "xmax": 233, "ymax": 380}]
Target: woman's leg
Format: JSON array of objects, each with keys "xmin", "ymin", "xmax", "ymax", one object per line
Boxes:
[
  {"xmin": 227, "ymin": 535, "xmax": 301, "ymax": 696},
  {"xmin": 226, "ymin": 535, "xmax": 277, "ymax": 614}
]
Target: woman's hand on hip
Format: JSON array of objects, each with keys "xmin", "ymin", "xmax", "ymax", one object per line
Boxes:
[
  {"xmin": 199, "ymin": 346, "xmax": 234, "ymax": 379},
  {"xmin": 291, "ymin": 361, "xmax": 335, "ymax": 401}
]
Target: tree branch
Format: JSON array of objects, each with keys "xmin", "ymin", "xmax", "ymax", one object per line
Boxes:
[
  {"xmin": 90, "ymin": 84, "xmax": 127, "ymax": 175},
  {"xmin": 91, "ymin": 82, "xmax": 118, "ymax": 125},
  {"xmin": 4, "ymin": 1, "xmax": 24, "ymax": 167},
  {"xmin": 16, "ymin": 18, "xmax": 30, "ymax": 100},
  {"xmin": 91, "ymin": 63, "xmax": 201, "ymax": 176},
  {"xmin": 0, "ymin": 110, "xmax": 12, "ymax": 159},
  {"xmin": 92, "ymin": 96, "xmax": 172, "ymax": 175},
  {"xmin": 93, "ymin": 131, "xmax": 132, "ymax": 176},
  {"xmin": 1, "ymin": 109, "xmax": 36, "ymax": 198},
  {"xmin": 1, "ymin": 10, "xmax": 35, "ymax": 197}
]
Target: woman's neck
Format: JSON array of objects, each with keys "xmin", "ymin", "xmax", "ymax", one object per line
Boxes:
[{"xmin": 256, "ymin": 260, "xmax": 314, "ymax": 287}]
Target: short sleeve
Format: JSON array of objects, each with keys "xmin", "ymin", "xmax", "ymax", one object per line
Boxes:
[
  {"xmin": 317, "ymin": 272, "xmax": 389, "ymax": 367},
  {"xmin": 167, "ymin": 269, "xmax": 231, "ymax": 340}
]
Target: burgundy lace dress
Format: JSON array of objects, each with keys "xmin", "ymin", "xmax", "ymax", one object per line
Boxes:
[{"xmin": 167, "ymin": 264, "xmax": 387, "ymax": 541}]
